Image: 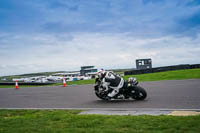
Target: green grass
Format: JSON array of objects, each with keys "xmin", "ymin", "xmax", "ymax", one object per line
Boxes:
[
  {"xmin": 0, "ymin": 109, "xmax": 200, "ymax": 133},
  {"xmin": 123, "ymin": 68, "xmax": 200, "ymax": 81}
]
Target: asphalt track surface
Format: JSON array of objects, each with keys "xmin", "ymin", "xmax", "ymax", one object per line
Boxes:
[{"xmin": 0, "ymin": 79, "xmax": 200, "ymax": 110}]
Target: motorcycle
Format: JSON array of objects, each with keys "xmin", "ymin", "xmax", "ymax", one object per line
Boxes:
[{"xmin": 94, "ymin": 77, "xmax": 147, "ymax": 100}]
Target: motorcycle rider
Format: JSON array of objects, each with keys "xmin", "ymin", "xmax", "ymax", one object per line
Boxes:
[{"xmin": 98, "ymin": 69, "xmax": 124, "ymax": 100}]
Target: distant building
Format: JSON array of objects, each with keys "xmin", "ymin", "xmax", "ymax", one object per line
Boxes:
[
  {"xmin": 80, "ymin": 66, "xmax": 98, "ymax": 76},
  {"xmin": 136, "ymin": 58, "xmax": 152, "ymax": 70},
  {"xmin": 52, "ymin": 72, "xmax": 80, "ymax": 77}
]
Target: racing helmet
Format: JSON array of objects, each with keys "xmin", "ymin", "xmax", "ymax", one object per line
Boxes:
[{"xmin": 97, "ymin": 69, "xmax": 106, "ymax": 79}]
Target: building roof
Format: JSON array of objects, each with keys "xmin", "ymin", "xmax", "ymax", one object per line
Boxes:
[
  {"xmin": 81, "ymin": 66, "xmax": 95, "ymax": 69},
  {"xmin": 52, "ymin": 72, "xmax": 80, "ymax": 76},
  {"xmin": 83, "ymin": 68, "xmax": 97, "ymax": 70},
  {"xmin": 136, "ymin": 58, "xmax": 152, "ymax": 61}
]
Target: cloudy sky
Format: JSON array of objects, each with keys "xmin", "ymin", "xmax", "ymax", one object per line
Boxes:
[{"xmin": 0, "ymin": 0, "xmax": 200, "ymax": 76}]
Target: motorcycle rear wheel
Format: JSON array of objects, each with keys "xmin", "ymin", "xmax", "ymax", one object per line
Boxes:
[{"xmin": 131, "ymin": 86, "xmax": 147, "ymax": 100}]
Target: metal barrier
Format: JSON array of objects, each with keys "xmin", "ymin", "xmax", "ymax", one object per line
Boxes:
[{"xmin": 124, "ymin": 64, "xmax": 200, "ymax": 75}]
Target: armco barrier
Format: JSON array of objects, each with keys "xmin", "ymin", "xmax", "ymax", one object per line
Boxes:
[
  {"xmin": 124, "ymin": 64, "xmax": 200, "ymax": 75},
  {"xmin": 190, "ymin": 64, "xmax": 200, "ymax": 69}
]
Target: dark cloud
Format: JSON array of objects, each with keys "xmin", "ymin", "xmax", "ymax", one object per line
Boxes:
[
  {"xmin": 186, "ymin": 0, "xmax": 200, "ymax": 6},
  {"xmin": 142, "ymin": 0, "xmax": 165, "ymax": 5},
  {"xmin": 42, "ymin": 21, "xmax": 116, "ymax": 33},
  {"xmin": 173, "ymin": 10, "xmax": 200, "ymax": 37},
  {"xmin": 181, "ymin": 11, "xmax": 200, "ymax": 28},
  {"xmin": 0, "ymin": 0, "xmax": 45, "ymax": 33},
  {"xmin": 48, "ymin": 1, "xmax": 79, "ymax": 11},
  {"xmin": 42, "ymin": 22, "xmax": 92, "ymax": 33}
]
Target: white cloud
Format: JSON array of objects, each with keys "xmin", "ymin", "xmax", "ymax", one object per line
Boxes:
[{"xmin": 0, "ymin": 32, "xmax": 200, "ymax": 76}]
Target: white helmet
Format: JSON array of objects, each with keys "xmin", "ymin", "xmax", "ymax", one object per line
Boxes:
[
  {"xmin": 128, "ymin": 77, "xmax": 136, "ymax": 83},
  {"xmin": 97, "ymin": 69, "xmax": 106, "ymax": 78}
]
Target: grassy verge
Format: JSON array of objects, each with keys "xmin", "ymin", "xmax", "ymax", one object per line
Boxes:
[
  {"xmin": 123, "ymin": 68, "xmax": 200, "ymax": 81},
  {"xmin": 0, "ymin": 109, "xmax": 200, "ymax": 133}
]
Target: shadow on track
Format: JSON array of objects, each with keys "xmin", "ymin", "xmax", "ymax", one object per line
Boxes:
[{"xmin": 93, "ymin": 99, "xmax": 149, "ymax": 104}]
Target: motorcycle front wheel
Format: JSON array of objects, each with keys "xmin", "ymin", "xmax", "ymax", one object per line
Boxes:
[
  {"xmin": 131, "ymin": 86, "xmax": 147, "ymax": 100},
  {"xmin": 95, "ymin": 91, "xmax": 110, "ymax": 100}
]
